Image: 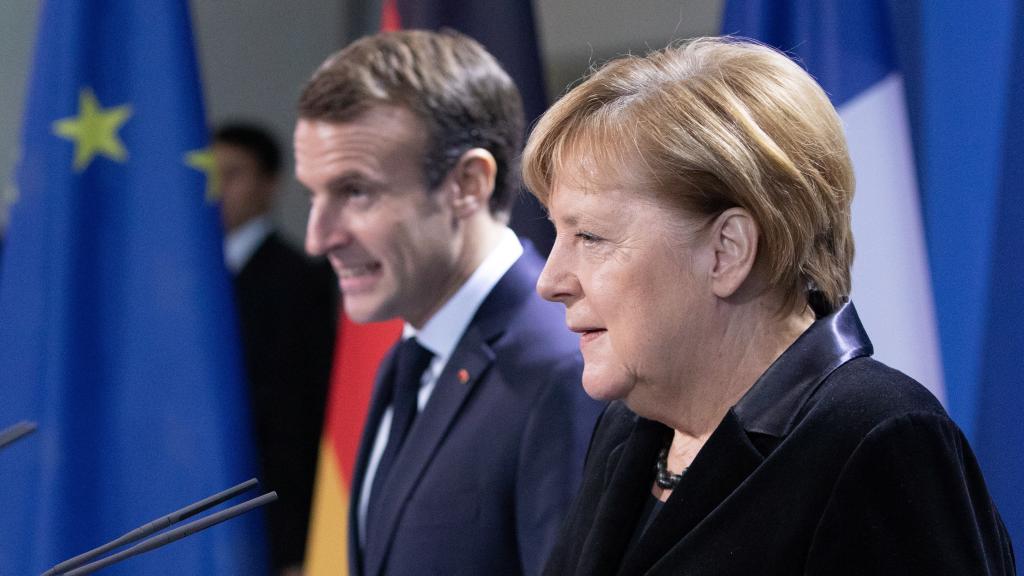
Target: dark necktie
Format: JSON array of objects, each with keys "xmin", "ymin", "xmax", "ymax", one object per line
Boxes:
[{"xmin": 367, "ymin": 337, "xmax": 433, "ymax": 524}]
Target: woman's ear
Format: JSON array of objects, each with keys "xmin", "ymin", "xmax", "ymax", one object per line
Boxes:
[
  {"xmin": 448, "ymin": 148, "xmax": 497, "ymax": 219},
  {"xmin": 708, "ymin": 207, "xmax": 758, "ymax": 298}
]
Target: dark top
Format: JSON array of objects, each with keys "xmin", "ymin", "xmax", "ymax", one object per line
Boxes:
[
  {"xmin": 233, "ymin": 231, "xmax": 336, "ymax": 570},
  {"xmin": 626, "ymin": 494, "xmax": 665, "ymax": 553},
  {"xmin": 544, "ymin": 301, "xmax": 1016, "ymax": 575}
]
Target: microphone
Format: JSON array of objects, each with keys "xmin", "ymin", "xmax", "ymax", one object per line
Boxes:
[
  {"xmin": 61, "ymin": 491, "xmax": 278, "ymax": 576},
  {"xmin": 43, "ymin": 478, "xmax": 266, "ymax": 575},
  {"xmin": 0, "ymin": 420, "xmax": 37, "ymax": 450}
]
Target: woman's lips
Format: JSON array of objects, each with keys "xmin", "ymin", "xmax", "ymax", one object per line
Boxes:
[{"xmin": 577, "ymin": 329, "xmax": 606, "ymax": 345}]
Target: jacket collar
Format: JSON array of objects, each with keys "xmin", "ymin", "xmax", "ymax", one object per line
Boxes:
[
  {"xmin": 470, "ymin": 240, "xmax": 546, "ymax": 341},
  {"xmin": 608, "ymin": 300, "xmax": 873, "ymax": 575},
  {"xmin": 732, "ymin": 299, "xmax": 873, "ymax": 438}
]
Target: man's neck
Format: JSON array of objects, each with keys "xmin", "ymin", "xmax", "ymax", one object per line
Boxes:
[
  {"xmin": 404, "ymin": 227, "xmax": 523, "ymax": 359},
  {"xmin": 406, "ymin": 218, "xmax": 507, "ymax": 329}
]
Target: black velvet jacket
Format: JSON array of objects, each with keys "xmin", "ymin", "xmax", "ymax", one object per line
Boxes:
[{"xmin": 544, "ymin": 302, "xmax": 1016, "ymax": 575}]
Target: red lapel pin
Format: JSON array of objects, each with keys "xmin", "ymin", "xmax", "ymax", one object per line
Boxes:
[{"xmin": 457, "ymin": 368, "xmax": 470, "ymax": 384}]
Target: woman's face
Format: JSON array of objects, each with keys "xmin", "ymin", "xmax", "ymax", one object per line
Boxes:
[{"xmin": 538, "ymin": 174, "xmax": 715, "ymax": 410}]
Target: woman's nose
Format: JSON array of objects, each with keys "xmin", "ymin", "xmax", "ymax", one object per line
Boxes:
[{"xmin": 537, "ymin": 238, "xmax": 578, "ymax": 304}]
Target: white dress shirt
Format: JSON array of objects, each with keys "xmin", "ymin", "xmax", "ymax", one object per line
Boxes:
[
  {"xmin": 223, "ymin": 215, "xmax": 272, "ymax": 274},
  {"xmin": 357, "ymin": 228, "xmax": 524, "ymax": 546}
]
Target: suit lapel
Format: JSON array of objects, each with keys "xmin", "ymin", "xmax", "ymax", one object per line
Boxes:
[
  {"xmin": 617, "ymin": 410, "xmax": 763, "ymax": 575},
  {"xmin": 364, "ymin": 325, "xmax": 495, "ymax": 576},
  {"xmin": 362, "ymin": 244, "xmax": 541, "ymax": 576},
  {"xmin": 350, "ymin": 345, "xmax": 399, "ymax": 575}
]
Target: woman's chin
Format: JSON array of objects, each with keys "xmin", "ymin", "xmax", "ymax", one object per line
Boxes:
[{"xmin": 581, "ymin": 371, "xmax": 633, "ymax": 402}]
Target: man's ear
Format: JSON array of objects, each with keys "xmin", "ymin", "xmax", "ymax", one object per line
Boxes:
[
  {"xmin": 709, "ymin": 207, "xmax": 758, "ymax": 298},
  {"xmin": 448, "ymin": 148, "xmax": 497, "ymax": 219}
]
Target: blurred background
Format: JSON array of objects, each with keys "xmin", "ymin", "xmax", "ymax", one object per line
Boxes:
[{"xmin": 0, "ymin": 0, "xmax": 722, "ymax": 246}]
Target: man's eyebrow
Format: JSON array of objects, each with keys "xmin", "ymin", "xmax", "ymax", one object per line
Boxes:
[{"xmin": 325, "ymin": 171, "xmax": 374, "ymax": 190}]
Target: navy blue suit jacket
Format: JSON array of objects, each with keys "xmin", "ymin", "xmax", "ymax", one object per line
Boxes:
[{"xmin": 349, "ymin": 243, "xmax": 605, "ymax": 576}]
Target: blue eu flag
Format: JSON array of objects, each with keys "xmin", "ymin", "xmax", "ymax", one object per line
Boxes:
[{"xmin": 0, "ymin": 1, "xmax": 268, "ymax": 573}]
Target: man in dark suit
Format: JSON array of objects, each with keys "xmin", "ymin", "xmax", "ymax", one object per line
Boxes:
[
  {"xmin": 294, "ymin": 30, "xmax": 604, "ymax": 576},
  {"xmin": 213, "ymin": 122, "xmax": 336, "ymax": 576}
]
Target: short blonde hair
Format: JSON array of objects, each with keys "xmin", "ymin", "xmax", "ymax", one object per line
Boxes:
[{"xmin": 523, "ymin": 37, "xmax": 854, "ymax": 312}]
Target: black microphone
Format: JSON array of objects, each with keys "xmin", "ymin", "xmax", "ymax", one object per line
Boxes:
[
  {"xmin": 43, "ymin": 478, "xmax": 262, "ymax": 575},
  {"xmin": 61, "ymin": 491, "xmax": 278, "ymax": 576},
  {"xmin": 0, "ymin": 420, "xmax": 37, "ymax": 450}
]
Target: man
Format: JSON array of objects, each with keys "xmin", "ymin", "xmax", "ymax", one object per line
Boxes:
[
  {"xmin": 295, "ymin": 31, "xmax": 604, "ymax": 576},
  {"xmin": 214, "ymin": 122, "xmax": 336, "ymax": 576}
]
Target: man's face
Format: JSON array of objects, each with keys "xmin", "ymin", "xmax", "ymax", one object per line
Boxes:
[
  {"xmin": 295, "ymin": 106, "xmax": 464, "ymax": 327},
  {"xmin": 214, "ymin": 142, "xmax": 275, "ymax": 233}
]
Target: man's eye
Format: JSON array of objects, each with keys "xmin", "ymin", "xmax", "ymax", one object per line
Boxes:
[
  {"xmin": 343, "ymin": 185, "xmax": 368, "ymax": 198},
  {"xmin": 575, "ymin": 232, "xmax": 601, "ymax": 245},
  {"xmin": 329, "ymin": 183, "xmax": 373, "ymax": 203}
]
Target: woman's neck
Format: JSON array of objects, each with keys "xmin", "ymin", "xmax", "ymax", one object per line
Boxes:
[{"xmin": 660, "ymin": 299, "xmax": 814, "ymax": 463}]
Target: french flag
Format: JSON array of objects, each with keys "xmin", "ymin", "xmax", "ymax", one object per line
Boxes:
[
  {"xmin": 724, "ymin": 0, "xmax": 1023, "ymax": 555},
  {"xmin": 723, "ymin": 1, "xmax": 943, "ymax": 400}
]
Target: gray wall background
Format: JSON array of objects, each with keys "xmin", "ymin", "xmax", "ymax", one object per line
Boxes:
[{"xmin": 0, "ymin": 0, "xmax": 721, "ymax": 245}]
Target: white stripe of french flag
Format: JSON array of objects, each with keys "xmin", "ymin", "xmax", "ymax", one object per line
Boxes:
[{"xmin": 841, "ymin": 72, "xmax": 945, "ymax": 403}]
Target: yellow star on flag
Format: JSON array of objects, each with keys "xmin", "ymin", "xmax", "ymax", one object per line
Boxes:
[
  {"xmin": 52, "ymin": 88, "xmax": 133, "ymax": 172},
  {"xmin": 185, "ymin": 148, "xmax": 220, "ymax": 203}
]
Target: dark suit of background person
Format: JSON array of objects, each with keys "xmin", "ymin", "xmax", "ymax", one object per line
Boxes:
[
  {"xmin": 294, "ymin": 31, "xmax": 604, "ymax": 576},
  {"xmin": 544, "ymin": 301, "xmax": 1016, "ymax": 576},
  {"xmin": 214, "ymin": 123, "xmax": 336, "ymax": 575}
]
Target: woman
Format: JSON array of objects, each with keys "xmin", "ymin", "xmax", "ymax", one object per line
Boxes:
[{"xmin": 524, "ymin": 37, "xmax": 1015, "ymax": 575}]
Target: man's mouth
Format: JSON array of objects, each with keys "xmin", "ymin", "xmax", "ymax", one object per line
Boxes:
[{"xmin": 338, "ymin": 262, "xmax": 382, "ymax": 278}]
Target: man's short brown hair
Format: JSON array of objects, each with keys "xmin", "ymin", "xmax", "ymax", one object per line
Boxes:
[{"xmin": 298, "ymin": 29, "xmax": 524, "ymax": 216}]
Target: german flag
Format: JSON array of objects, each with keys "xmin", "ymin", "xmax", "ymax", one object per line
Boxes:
[{"xmin": 305, "ymin": 314, "xmax": 401, "ymax": 574}]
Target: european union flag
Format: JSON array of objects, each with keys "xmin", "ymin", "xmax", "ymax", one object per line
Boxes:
[{"xmin": 0, "ymin": 1, "xmax": 268, "ymax": 573}]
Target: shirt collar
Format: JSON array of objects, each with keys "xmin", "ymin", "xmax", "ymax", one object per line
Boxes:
[
  {"xmin": 403, "ymin": 227, "xmax": 523, "ymax": 362},
  {"xmin": 224, "ymin": 216, "xmax": 273, "ymax": 273},
  {"xmin": 732, "ymin": 299, "xmax": 874, "ymax": 437}
]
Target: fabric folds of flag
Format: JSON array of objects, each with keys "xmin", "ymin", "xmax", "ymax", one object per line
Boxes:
[
  {"xmin": 0, "ymin": 1, "xmax": 267, "ymax": 574},
  {"xmin": 721, "ymin": 0, "xmax": 945, "ymax": 402},
  {"xmin": 966, "ymin": 0, "xmax": 1024, "ymax": 556}
]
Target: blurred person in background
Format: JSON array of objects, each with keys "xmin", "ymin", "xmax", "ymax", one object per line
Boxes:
[{"xmin": 215, "ymin": 122, "xmax": 336, "ymax": 576}]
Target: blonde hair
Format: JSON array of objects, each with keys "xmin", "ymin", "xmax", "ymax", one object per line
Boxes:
[{"xmin": 523, "ymin": 37, "xmax": 854, "ymax": 312}]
